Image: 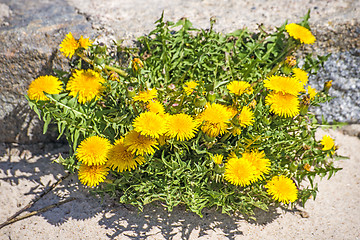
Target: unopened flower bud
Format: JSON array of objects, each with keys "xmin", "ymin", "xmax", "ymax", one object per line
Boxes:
[
  {"xmin": 94, "ymin": 43, "xmax": 107, "ymax": 54},
  {"xmin": 132, "ymin": 58, "xmax": 144, "ymax": 72},
  {"xmin": 94, "ymin": 54, "xmax": 105, "ymax": 65},
  {"xmin": 299, "ymin": 95, "xmax": 310, "ymax": 115},
  {"xmin": 249, "ymin": 99, "xmax": 257, "ymax": 109},
  {"xmin": 194, "ymin": 96, "xmax": 207, "ymax": 107},
  {"xmin": 285, "ymin": 55, "xmax": 296, "ymax": 68},
  {"xmin": 323, "ymin": 80, "xmax": 332, "ymax": 94},
  {"xmin": 126, "ymin": 86, "xmax": 136, "ymax": 98},
  {"xmin": 207, "ymin": 91, "xmax": 216, "ymax": 102}
]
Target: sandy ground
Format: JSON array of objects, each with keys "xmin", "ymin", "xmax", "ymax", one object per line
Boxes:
[
  {"xmin": 1, "ymin": 128, "xmax": 359, "ymax": 240},
  {"xmin": 1, "ymin": 0, "xmax": 360, "ymax": 239}
]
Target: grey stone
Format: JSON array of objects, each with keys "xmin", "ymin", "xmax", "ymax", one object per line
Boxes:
[
  {"xmin": 340, "ymin": 124, "xmax": 360, "ymax": 138},
  {"xmin": 0, "ymin": 0, "xmax": 95, "ymax": 143}
]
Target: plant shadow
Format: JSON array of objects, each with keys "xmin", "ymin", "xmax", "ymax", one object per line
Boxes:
[{"xmin": 1, "ymin": 143, "xmax": 282, "ymax": 238}]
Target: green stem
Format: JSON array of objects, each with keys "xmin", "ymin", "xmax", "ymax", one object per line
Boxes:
[
  {"xmin": 104, "ymin": 65, "xmax": 128, "ymax": 77},
  {"xmin": 77, "ymin": 53, "xmax": 128, "ymax": 77}
]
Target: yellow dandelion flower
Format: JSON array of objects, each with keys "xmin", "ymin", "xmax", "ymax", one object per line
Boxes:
[
  {"xmin": 107, "ymin": 138, "xmax": 146, "ymax": 172},
  {"xmin": 199, "ymin": 103, "xmax": 233, "ymax": 137},
  {"xmin": 266, "ymin": 175, "xmax": 298, "ymax": 204},
  {"xmin": 78, "ymin": 163, "xmax": 109, "ymax": 187},
  {"xmin": 183, "ymin": 80, "xmax": 199, "ymax": 95},
  {"xmin": 307, "ymin": 85, "xmax": 317, "ymax": 100},
  {"xmin": 238, "ymin": 106, "xmax": 255, "ymax": 127},
  {"xmin": 320, "ymin": 135, "xmax": 335, "ymax": 151},
  {"xmin": 59, "ymin": 32, "xmax": 80, "ymax": 58},
  {"xmin": 230, "ymin": 126, "xmax": 242, "ymax": 136},
  {"xmin": 123, "ymin": 130, "xmax": 159, "ymax": 156},
  {"xmin": 266, "ymin": 92, "xmax": 300, "ymax": 118},
  {"xmin": 292, "ymin": 68, "xmax": 309, "ymax": 86},
  {"xmin": 227, "ymin": 81, "xmax": 253, "ymax": 96},
  {"xmin": 157, "ymin": 134, "xmax": 168, "ymax": 146},
  {"xmin": 211, "ymin": 154, "xmax": 224, "ymax": 165},
  {"xmin": 133, "ymin": 111, "xmax": 167, "ymax": 139},
  {"xmin": 227, "ymin": 106, "xmax": 238, "ymax": 118},
  {"xmin": 165, "ymin": 113, "xmax": 198, "ymax": 141},
  {"xmin": 224, "ymin": 153, "xmax": 257, "ymax": 187},
  {"xmin": 264, "ymin": 75, "xmax": 303, "ymax": 96},
  {"xmin": 147, "ymin": 100, "xmax": 165, "ymax": 114},
  {"xmin": 78, "ymin": 35, "xmax": 93, "ymax": 49},
  {"xmin": 66, "ymin": 69, "xmax": 105, "ymax": 104},
  {"xmin": 285, "ymin": 23, "xmax": 316, "ymax": 44},
  {"xmin": 242, "ymin": 150, "xmax": 270, "ymax": 181},
  {"xmin": 76, "ymin": 136, "xmax": 111, "ymax": 166},
  {"xmin": 133, "ymin": 88, "xmax": 157, "ymax": 102},
  {"xmin": 27, "ymin": 75, "xmax": 62, "ymax": 101}
]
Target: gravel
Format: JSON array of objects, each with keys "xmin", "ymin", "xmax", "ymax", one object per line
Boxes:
[{"xmin": 309, "ymin": 49, "xmax": 360, "ymax": 123}]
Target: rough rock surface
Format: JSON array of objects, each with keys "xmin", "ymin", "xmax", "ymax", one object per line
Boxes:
[{"xmin": 0, "ymin": 0, "xmax": 95, "ymax": 143}]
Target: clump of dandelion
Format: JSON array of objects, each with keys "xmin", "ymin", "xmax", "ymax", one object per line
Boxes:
[
  {"xmin": 266, "ymin": 175, "xmax": 298, "ymax": 204},
  {"xmin": 165, "ymin": 113, "xmax": 198, "ymax": 141},
  {"xmin": 147, "ymin": 100, "xmax": 165, "ymax": 114},
  {"xmin": 237, "ymin": 106, "xmax": 255, "ymax": 127},
  {"xmin": 107, "ymin": 138, "xmax": 146, "ymax": 172},
  {"xmin": 292, "ymin": 68, "xmax": 309, "ymax": 86},
  {"xmin": 27, "ymin": 76, "xmax": 62, "ymax": 101},
  {"xmin": 78, "ymin": 163, "xmax": 109, "ymax": 187},
  {"xmin": 264, "ymin": 75, "xmax": 303, "ymax": 96},
  {"xmin": 211, "ymin": 154, "xmax": 224, "ymax": 165},
  {"xmin": 66, "ymin": 69, "xmax": 105, "ymax": 104},
  {"xmin": 183, "ymin": 80, "xmax": 198, "ymax": 95},
  {"xmin": 242, "ymin": 150, "xmax": 270, "ymax": 181},
  {"xmin": 76, "ymin": 136, "xmax": 111, "ymax": 166},
  {"xmin": 266, "ymin": 92, "xmax": 300, "ymax": 118},
  {"xmin": 224, "ymin": 153, "xmax": 257, "ymax": 187},
  {"xmin": 123, "ymin": 130, "xmax": 159, "ymax": 156},
  {"xmin": 59, "ymin": 32, "xmax": 79, "ymax": 58},
  {"xmin": 133, "ymin": 89, "xmax": 157, "ymax": 102},
  {"xmin": 285, "ymin": 23, "xmax": 316, "ymax": 44},
  {"xmin": 78, "ymin": 36, "xmax": 93, "ymax": 49},
  {"xmin": 133, "ymin": 111, "xmax": 167, "ymax": 139},
  {"xmin": 307, "ymin": 85, "xmax": 317, "ymax": 100},
  {"xmin": 227, "ymin": 81, "xmax": 253, "ymax": 96},
  {"xmin": 199, "ymin": 103, "xmax": 233, "ymax": 137},
  {"xmin": 320, "ymin": 135, "xmax": 335, "ymax": 150}
]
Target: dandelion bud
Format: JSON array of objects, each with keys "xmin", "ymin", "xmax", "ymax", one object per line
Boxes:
[
  {"xmin": 132, "ymin": 58, "xmax": 144, "ymax": 72},
  {"xmin": 207, "ymin": 91, "xmax": 216, "ymax": 102},
  {"xmin": 126, "ymin": 86, "xmax": 136, "ymax": 98},
  {"xmin": 94, "ymin": 54, "xmax": 105, "ymax": 65},
  {"xmin": 285, "ymin": 55, "xmax": 296, "ymax": 68},
  {"xmin": 289, "ymin": 163, "xmax": 298, "ymax": 172},
  {"xmin": 323, "ymin": 80, "xmax": 332, "ymax": 94},
  {"xmin": 299, "ymin": 95, "xmax": 310, "ymax": 115},
  {"xmin": 194, "ymin": 96, "xmax": 207, "ymax": 107},
  {"xmin": 94, "ymin": 43, "xmax": 107, "ymax": 54}
]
